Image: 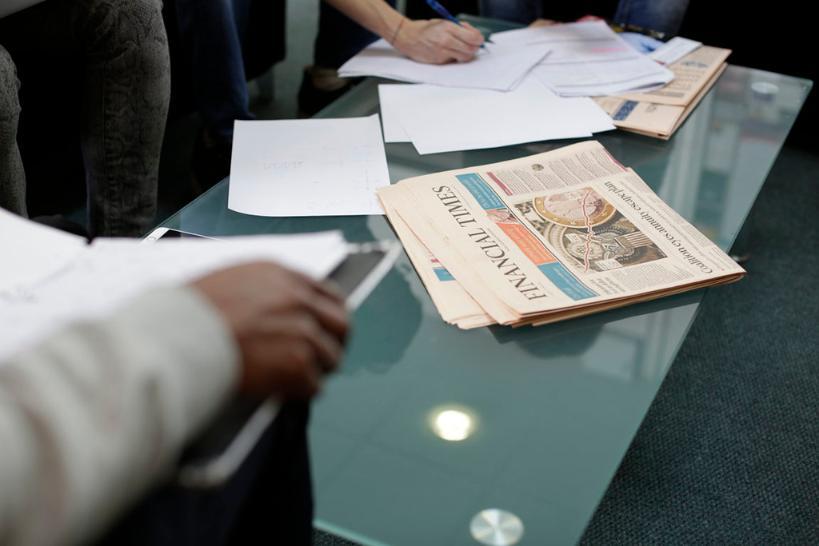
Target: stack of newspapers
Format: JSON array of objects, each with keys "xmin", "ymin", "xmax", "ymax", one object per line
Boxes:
[
  {"xmin": 378, "ymin": 141, "xmax": 745, "ymax": 329},
  {"xmin": 593, "ymin": 45, "xmax": 732, "ymax": 139}
]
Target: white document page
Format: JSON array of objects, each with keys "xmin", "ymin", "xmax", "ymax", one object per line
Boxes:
[
  {"xmin": 228, "ymin": 114, "xmax": 390, "ymax": 217},
  {"xmin": 0, "ymin": 208, "xmax": 87, "ymax": 292},
  {"xmin": 491, "ymin": 21, "xmax": 638, "ymax": 64},
  {"xmin": 0, "ymin": 231, "xmax": 347, "ymax": 362},
  {"xmin": 339, "ymin": 39, "xmax": 550, "ymax": 91},
  {"xmin": 378, "ymin": 84, "xmax": 412, "ymax": 143},
  {"xmin": 380, "ymin": 79, "xmax": 614, "ymax": 155},
  {"xmin": 650, "ymin": 36, "xmax": 702, "ymax": 65},
  {"xmin": 491, "ymin": 21, "xmax": 674, "ymax": 96},
  {"xmin": 534, "ymin": 54, "xmax": 674, "ymax": 96}
]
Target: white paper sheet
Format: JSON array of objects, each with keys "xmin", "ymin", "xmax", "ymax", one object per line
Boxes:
[
  {"xmin": 490, "ymin": 21, "xmax": 674, "ymax": 97},
  {"xmin": 0, "ymin": 228, "xmax": 348, "ymax": 362},
  {"xmin": 228, "ymin": 115, "xmax": 390, "ymax": 217},
  {"xmin": 378, "ymin": 85, "xmax": 412, "ymax": 143},
  {"xmin": 649, "ymin": 36, "xmax": 702, "ymax": 65},
  {"xmin": 0, "ymin": 208, "xmax": 87, "ymax": 292},
  {"xmin": 491, "ymin": 21, "xmax": 638, "ymax": 64},
  {"xmin": 379, "ymin": 79, "xmax": 615, "ymax": 155},
  {"xmin": 339, "ymin": 39, "xmax": 550, "ymax": 91},
  {"xmin": 533, "ymin": 54, "xmax": 674, "ymax": 96}
]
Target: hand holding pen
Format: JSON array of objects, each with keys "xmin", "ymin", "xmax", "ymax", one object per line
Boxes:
[
  {"xmin": 391, "ymin": 4, "xmax": 485, "ymax": 64},
  {"xmin": 424, "ymin": 0, "xmax": 494, "ymax": 45}
]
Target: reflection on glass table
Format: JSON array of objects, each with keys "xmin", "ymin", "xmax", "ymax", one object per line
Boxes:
[{"xmin": 159, "ymin": 18, "xmax": 811, "ymax": 545}]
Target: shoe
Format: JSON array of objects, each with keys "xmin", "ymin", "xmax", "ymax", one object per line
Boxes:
[{"xmin": 297, "ymin": 66, "xmax": 360, "ymax": 118}]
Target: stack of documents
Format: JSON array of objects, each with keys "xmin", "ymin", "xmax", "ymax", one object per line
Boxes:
[
  {"xmin": 378, "ymin": 141, "xmax": 745, "ymax": 329},
  {"xmin": 378, "ymin": 79, "xmax": 615, "ymax": 155},
  {"xmin": 338, "ymin": 39, "xmax": 550, "ymax": 91},
  {"xmin": 593, "ymin": 44, "xmax": 731, "ymax": 139},
  {"xmin": 0, "ymin": 209, "xmax": 347, "ymax": 361},
  {"xmin": 490, "ymin": 21, "xmax": 675, "ymax": 96}
]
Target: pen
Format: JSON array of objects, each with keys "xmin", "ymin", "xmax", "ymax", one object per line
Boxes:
[{"xmin": 424, "ymin": 0, "xmax": 494, "ymax": 46}]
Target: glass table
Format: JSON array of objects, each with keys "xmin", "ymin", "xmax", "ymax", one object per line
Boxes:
[{"xmin": 160, "ymin": 19, "xmax": 812, "ymax": 546}]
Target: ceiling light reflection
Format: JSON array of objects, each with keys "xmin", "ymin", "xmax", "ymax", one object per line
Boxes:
[{"xmin": 429, "ymin": 406, "xmax": 477, "ymax": 441}]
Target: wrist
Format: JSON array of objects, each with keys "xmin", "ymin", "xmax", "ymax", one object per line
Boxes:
[
  {"xmin": 392, "ymin": 18, "xmax": 421, "ymax": 54},
  {"xmin": 389, "ymin": 15, "xmax": 408, "ymax": 47}
]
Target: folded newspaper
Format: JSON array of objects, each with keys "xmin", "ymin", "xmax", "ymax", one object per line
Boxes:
[
  {"xmin": 594, "ymin": 45, "xmax": 731, "ymax": 139},
  {"xmin": 378, "ymin": 141, "xmax": 745, "ymax": 328}
]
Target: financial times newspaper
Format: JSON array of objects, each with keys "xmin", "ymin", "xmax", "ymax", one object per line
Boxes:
[{"xmin": 379, "ymin": 141, "xmax": 744, "ymax": 327}]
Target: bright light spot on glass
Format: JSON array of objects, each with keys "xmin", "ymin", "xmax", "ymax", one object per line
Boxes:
[{"xmin": 430, "ymin": 407, "xmax": 476, "ymax": 441}]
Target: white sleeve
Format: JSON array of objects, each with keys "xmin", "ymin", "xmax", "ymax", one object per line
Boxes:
[{"xmin": 0, "ymin": 286, "xmax": 239, "ymax": 546}]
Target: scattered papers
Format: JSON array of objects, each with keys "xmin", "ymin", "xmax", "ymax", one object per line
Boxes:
[
  {"xmin": 0, "ymin": 216, "xmax": 347, "ymax": 361},
  {"xmin": 617, "ymin": 45, "xmax": 731, "ymax": 106},
  {"xmin": 228, "ymin": 115, "xmax": 390, "ymax": 217},
  {"xmin": 338, "ymin": 39, "xmax": 550, "ymax": 91},
  {"xmin": 378, "ymin": 80, "xmax": 614, "ymax": 154},
  {"xmin": 490, "ymin": 21, "xmax": 637, "ymax": 63},
  {"xmin": 649, "ymin": 36, "xmax": 702, "ymax": 65},
  {"xmin": 490, "ymin": 21, "xmax": 674, "ymax": 96},
  {"xmin": 596, "ymin": 46, "xmax": 731, "ymax": 139},
  {"xmin": 377, "ymin": 141, "xmax": 746, "ymax": 329},
  {"xmin": 533, "ymin": 55, "xmax": 673, "ymax": 96},
  {"xmin": 595, "ymin": 64, "xmax": 727, "ymax": 139}
]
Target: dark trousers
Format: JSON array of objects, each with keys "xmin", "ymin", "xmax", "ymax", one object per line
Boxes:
[
  {"xmin": 0, "ymin": 0, "xmax": 170, "ymax": 237},
  {"xmin": 172, "ymin": 0, "xmax": 254, "ymax": 141},
  {"xmin": 99, "ymin": 402, "xmax": 314, "ymax": 546}
]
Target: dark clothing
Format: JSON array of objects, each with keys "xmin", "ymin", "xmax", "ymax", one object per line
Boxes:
[
  {"xmin": 172, "ymin": 0, "xmax": 255, "ymax": 141},
  {"xmin": 98, "ymin": 402, "xmax": 314, "ymax": 546},
  {"xmin": 0, "ymin": 0, "xmax": 170, "ymax": 237}
]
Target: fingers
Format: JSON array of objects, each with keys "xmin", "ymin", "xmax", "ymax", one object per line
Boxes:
[
  {"xmin": 245, "ymin": 261, "xmax": 349, "ymax": 350},
  {"xmin": 196, "ymin": 260, "xmax": 350, "ymax": 400},
  {"xmin": 275, "ymin": 339, "xmax": 324, "ymax": 398},
  {"xmin": 278, "ymin": 263, "xmax": 346, "ymax": 305},
  {"xmin": 290, "ymin": 314, "xmax": 344, "ymax": 373},
  {"xmin": 439, "ymin": 22, "xmax": 481, "ymax": 61},
  {"xmin": 277, "ymin": 267, "xmax": 349, "ymax": 342},
  {"xmin": 438, "ymin": 47, "xmax": 472, "ymax": 63},
  {"xmin": 258, "ymin": 311, "xmax": 345, "ymax": 373},
  {"xmin": 458, "ymin": 21, "xmax": 486, "ymax": 47},
  {"xmin": 529, "ymin": 18, "xmax": 558, "ymax": 28},
  {"xmin": 304, "ymin": 291, "xmax": 349, "ymax": 343}
]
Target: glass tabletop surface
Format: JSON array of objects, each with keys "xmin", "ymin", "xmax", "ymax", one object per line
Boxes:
[{"xmin": 160, "ymin": 20, "xmax": 811, "ymax": 545}]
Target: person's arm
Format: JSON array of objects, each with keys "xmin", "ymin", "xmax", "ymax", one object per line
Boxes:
[
  {"xmin": 0, "ymin": 286, "xmax": 239, "ymax": 546},
  {"xmin": 324, "ymin": 0, "xmax": 484, "ymax": 63},
  {"xmin": 0, "ymin": 262, "xmax": 349, "ymax": 546}
]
